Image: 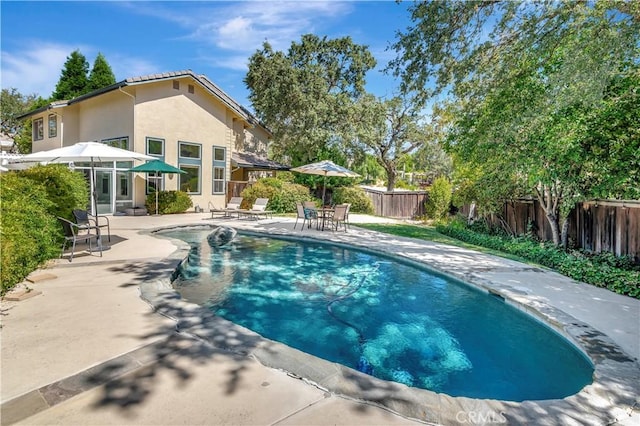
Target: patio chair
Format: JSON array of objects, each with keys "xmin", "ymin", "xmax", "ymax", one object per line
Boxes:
[
  {"xmin": 330, "ymin": 204, "xmax": 350, "ymax": 232},
  {"xmin": 72, "ymin": 209, "xmax": 110, "ymax": 242},
  {"xmin": 295, "ymin": 202, "xmax": 317, "ymax": 230},
  {"xmin": 209, "ymin": 197, "xmax": 243, "ymax": 218},
  {"xmin": 239, "ymin": 198, "xmax": 273, "ymax": 220},
  {"xmin": 58, "ymin": 217, "xmax": 102, "ymax": 261}
]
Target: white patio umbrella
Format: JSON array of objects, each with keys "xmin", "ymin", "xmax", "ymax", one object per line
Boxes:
[
  {"xmin": 291, "ymin": 160, "xmax": 360, "ymax": 205},
  {"xmin": 20, "ymin": 141, "xmax": 154, "ymax": 215}
]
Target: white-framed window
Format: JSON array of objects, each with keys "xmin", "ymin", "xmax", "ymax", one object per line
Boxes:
[
  {"xmin": 146, "ymin": 138, "xmax": 164, "ymax": 156},
  {"xmin": 179, "ymin": 142, "xmax": 201, "ymax": 159},
  {"xmin": 147, "ymin": 173, "xmax": 163, "ymax": 195},
  {"xmin": 179, "ymin": 141, "xmax": 201, "ymax": 194},
  {"xmin": 179, "ymin": 164, "xmax": 200, "ymax": 194},
  {"xmin": 212, "ymin": 146, "xmax": 226, "ymax": 194},
  {"xmin": 48, "ymin": 114, "xmax": 57, "ymax": 138},
  {"xmin": 146, "ymin": 137, "xmax": 165, "ymax": 195},
  {"xmin": 33, "ymin": 118, "xmax": 44, "ymax": 141},
  {"xmin": 101, "ymin": 137, "xmax": 130, "ymax": 168},
  {"xmin": 102, "ymin": 137, "xmax": 129, "ymax": 150}
]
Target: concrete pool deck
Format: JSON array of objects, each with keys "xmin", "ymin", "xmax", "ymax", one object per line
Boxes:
[{"xmin": 1, "ymin": 212, "xmax": 638, "ymax": 425}]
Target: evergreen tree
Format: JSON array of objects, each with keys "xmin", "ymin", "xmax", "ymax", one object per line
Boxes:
[
  {"xmin": 51, "ymin": 50, "xmax": 89, "ymax": 101},
  {"xmin": 88, "ymin": 52, "xmax": 116, "ymax": 91}
]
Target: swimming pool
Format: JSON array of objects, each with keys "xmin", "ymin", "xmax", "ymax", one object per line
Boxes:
[{"xmin": 166, "ymin": 229, "xmax": 593, "ymax": 402}]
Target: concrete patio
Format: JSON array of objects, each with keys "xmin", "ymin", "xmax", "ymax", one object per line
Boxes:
[{"xmin": 1, "ymin": 212, "xmax": 638, "ymax": 425}]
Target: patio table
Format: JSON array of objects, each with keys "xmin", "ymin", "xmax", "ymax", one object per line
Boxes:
[{"xmin": 317, "ymin": 207, "xmax": 334, "ymax": 231}]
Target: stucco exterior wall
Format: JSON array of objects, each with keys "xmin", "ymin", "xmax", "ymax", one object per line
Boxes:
[
  {"xmin": 131, "ymin": 78, "xmax": 234, "ymax": 209},
  {"xmin": 27, "ymin": 72, "xmax": 271, "ymax": 213},
  {"xmin": 77, "ymin": 91, "xmax": 134, "ymax": 144}
]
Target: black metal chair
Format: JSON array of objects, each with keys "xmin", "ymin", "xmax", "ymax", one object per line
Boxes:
[
  {"xmin": 72, "ymin": 209, "xmax": 110, "ymax": 242},
  {"xmin": 57, "ymin": 217, "xmax": 102, "ymax": 261}
]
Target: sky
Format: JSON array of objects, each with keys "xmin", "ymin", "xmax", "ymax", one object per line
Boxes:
[{"xmin": 1, "ymin": 0, "xmax": 414, "ymax": 108}]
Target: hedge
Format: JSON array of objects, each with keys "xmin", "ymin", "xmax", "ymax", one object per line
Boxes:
[{"xmin": 436, "ymin": 223, "xmax": 640, "ymax": 298}]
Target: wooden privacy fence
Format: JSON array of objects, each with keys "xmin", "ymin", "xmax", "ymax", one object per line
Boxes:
[
  {"xmin": 462, "ymin": 199, "xmax": 640, "ymax": 261},
  {"xmin": 362, "ymin": 187, "xmax": 428, "ymax": 219}
]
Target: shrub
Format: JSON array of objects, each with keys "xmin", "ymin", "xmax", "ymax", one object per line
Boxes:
[
  {"xmin": 146, "ymin": 190, "xmax": 193, "ymax": 214},
  {"xmin": 332, "ymin": 186, "xmax": 374, "ymax": 214},
  {"xmin": 436, "ymin": 223, "xmax": 640, "ymax": 298},
  {"xmin": 19, "ymin": 164, "xmax": 89, "ymax": 220},
  {"xmin": 241, "ymin": 179, "xmax": 312, "ymax": 213},
  {"xmin": 1, "ymin": 173, "xmax": 61, "ymax": 294},
  {"xmin": 425, "ymin": 177, "xmax": 452, "ymax": 220},
  {"xmin": 394, "ymin": 179, "xmax": 418, "ymax": 190}
]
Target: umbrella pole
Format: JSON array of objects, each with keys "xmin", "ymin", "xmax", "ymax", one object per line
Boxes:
[
  {"xmin": 155, "ymin": 172, "xmax": 161, "ymax": 215},
  {"xmin": 322, "ymin": 173, "xmax": 327, "ymax": 206},
  {"xmin": 90, "ymin": 160, "xmax": 97, "ymax": 216}
]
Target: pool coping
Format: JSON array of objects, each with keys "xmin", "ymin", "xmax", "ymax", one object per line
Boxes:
[{"xmin": 141, "ymin": 223, "xmax": 640, "ymax": 425}]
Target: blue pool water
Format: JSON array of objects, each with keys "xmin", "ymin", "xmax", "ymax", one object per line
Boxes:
[{"xmin": 166, "ymin": 229, "xmax": 593, "ymax": 401}]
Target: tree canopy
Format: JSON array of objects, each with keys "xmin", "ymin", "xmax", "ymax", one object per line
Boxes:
[
  {"xmin": 52, "ymin": 50, "xmax": 117, "ymax": 101},
  {"xmin": 390, "ymin": 0, "xmax": 640, "ymax": 245},
  {"xmin": 245, "ymin": 34, "xmax": 376, "ymax": 166},
  {"xmin": 88, "ymin": 52, "xmax": 116, "ymax": 91},
  {"xmin": 353, "ymin": 94, "xmax": 435, "ymax": 190},
  {"xmin": 1, "ymin": 88, "xmax": 48, "ymax": 153},
  {"xmin": 52, "ymin": 50, "xmax": 90, "ymax": 101}
]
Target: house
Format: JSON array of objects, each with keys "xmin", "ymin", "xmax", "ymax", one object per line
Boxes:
[{"xmin": 17, "ymin": 70, "xmax": 288, "ymax": 214}]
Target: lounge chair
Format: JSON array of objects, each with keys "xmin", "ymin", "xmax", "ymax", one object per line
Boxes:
[
  {"xmin": 209, "ymin": 197, "xmax": 243, "ymax": 218},
  {"xmin": 73, "ymin": 209, "xmax": 110, "ymax": 242},
  {"xmin": 295, "ymin": 202, "xmax": 317, "ymax": 230},
  {"xmin": 58, "ymin": 217, "xmax": 102, "ymax": 261},
  {"xmin": 239, "ymin": 198, "xmax": 273, "ymax": 220}
]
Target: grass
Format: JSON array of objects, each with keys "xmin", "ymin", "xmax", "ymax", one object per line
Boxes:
[{"xmin": 354, "ymin": 223, "xmax": 533, "ymax": 265}]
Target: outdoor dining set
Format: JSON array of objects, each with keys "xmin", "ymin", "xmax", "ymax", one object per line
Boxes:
[{"xmin": 295, "ymin": 201, "xmax": 351, "ymax": 232}]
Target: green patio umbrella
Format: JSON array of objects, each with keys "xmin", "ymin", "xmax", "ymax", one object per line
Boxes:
[{"xmin": 128, "ymin": 159, "xmax": 186, "ymax": 215}]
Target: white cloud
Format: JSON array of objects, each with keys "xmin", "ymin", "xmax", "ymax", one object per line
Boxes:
[
  {"xmin": 125, "ymin": 1, "xmax": 355, "ymax": 71},
  {"xmin": 0, "ymin": 42, "xmax": 160, "ymax": 96},
  {"xmin": 206, "ymin": 1, "xmax": 353, "ymax": 52},
  {"xmin": 1, "ymin": 43, "xmax": 74, "ymax": 96}
]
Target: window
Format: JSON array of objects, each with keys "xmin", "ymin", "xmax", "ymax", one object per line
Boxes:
[
  {"xmin": 179, "ymin": 141, "xmax": 201, "ymax": 194},
  {"xmin": 33, "ymin": 118, "xmax": 44, "ymax": 141},
  {"xmin": 173, "ymin": 80, "xmax": 180, "ymax": 90},
  {"xmin": 213, "ymin": 167, "xmax": 225, "ymax": 193},
  {"xmin": 179, "ymin": 142, "xmax": 201, "ymax": 159},
  {"xmin": 145, "ymin": 138, "xmax": 165, "ymax": 195},
  {"xmin": 214, "ymin": 147, "xmax": 225, "ymax": 162},
  {"xmin": 102, "ymin": 137, "xmax": 129, "ymax": 150},
  {"xmin": 179, "ymin": 165, "xmax": 200, "ymax": 194},
  {"xmin": 188, "ymin": 84, "xmax": 194, "ymax": 94},
  {"xmin": 147, "ymin": 173, "xmax": 163, "ymax": 195},
  {"xmin": 212, "ymin": 146, "xmax": 226, "ymax": 194},
  {"xmin": 146, "ymin": 138, "xmax": 164, "ymax": 156},
  {"xmin": 48, "ymin": 114, "xmax": 57, "ymax": 138},
  {"xmin": 101, "ymin": 137, "xmax": 130, "ymax": 168}
]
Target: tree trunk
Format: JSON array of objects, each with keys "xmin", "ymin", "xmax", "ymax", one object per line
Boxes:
[
  {"xmin": 545, "ymin": 212, "xmax": 562, "ymax": 246},
  {"xmin": 535, "ymin": 182, "xmax": 562, "ymax": 246},
  {"xmin": 560, "ymin": 216, "xmax": 570, "ymax": 248},
  {"xmin": 386, "ymin": 168, "xmax": 397, "ymax": 191},
  {"xmin": 467, "ymin": 202, "xmax": 476, "ymax": 225}
]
